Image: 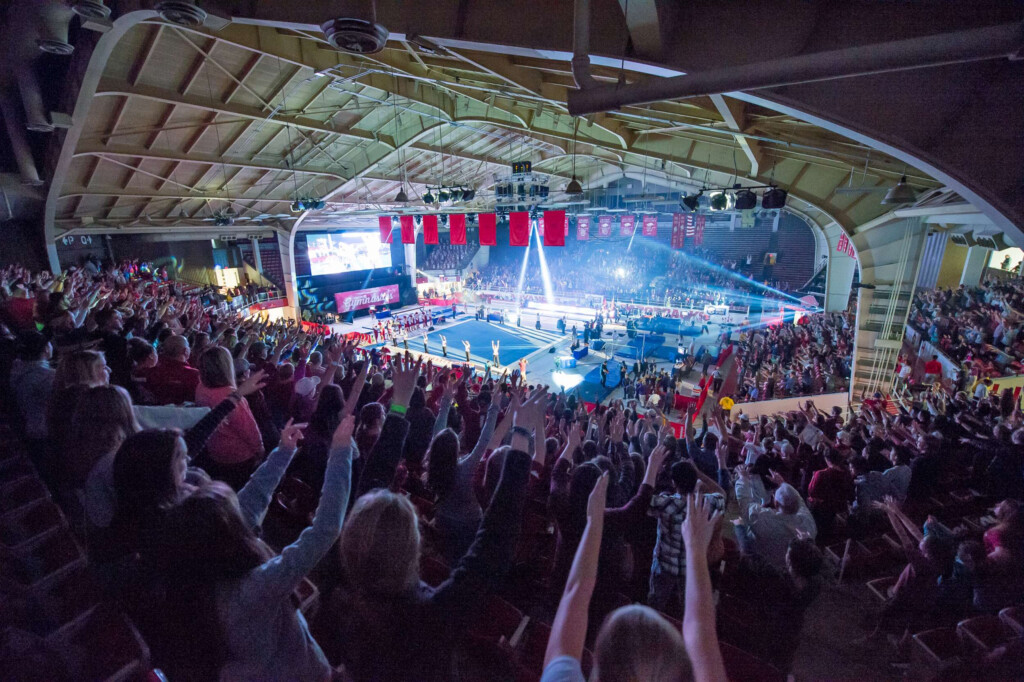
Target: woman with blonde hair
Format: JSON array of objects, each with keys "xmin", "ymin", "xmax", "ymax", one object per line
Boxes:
[
  {"xmin": 195, "ymin": 345, "xmax": 265, "ymax": 488},
  {"xmin": 542, "ymin": 479, "xmax": 727, "ymax": 682},
  {"xmin": 47, "ymin": 350, "xmax": 111, "ymax": 464}
]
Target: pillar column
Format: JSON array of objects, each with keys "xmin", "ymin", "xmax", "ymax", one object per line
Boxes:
[
  {"xmin": 959, "ymin": 246, "xmax": 990, "ymax": 287},
  {"xmin": 824, "ymin": 253, "xmax": 857, "ymax": 312},
  {"xmin": 404, "ymin": 242, "xmax": 417, "ymax": 289},
  {"xmin": 250, "ymin": 237, "xmax": 263, "ymax": 275}
]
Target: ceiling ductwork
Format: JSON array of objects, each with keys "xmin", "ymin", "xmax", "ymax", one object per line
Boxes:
[
  {"xmin": 15, "ymin": 66, "xmax": 53, "ymax": 132},
  {"xmin": 321, "ymin": 18, "xmax": 388, "ymax": 54},
  {"xmin": 155, "ymin": 0, "xmax": 207, "ymax": 27},
  {"xmin": 35, "ymin": 0, "xmax": 76, "ymax": 55}
]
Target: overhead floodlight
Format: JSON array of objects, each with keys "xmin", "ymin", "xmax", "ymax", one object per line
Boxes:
[
  {"xmin": 291, "ymin": 200, "xmax": 304, "ymax": 213},
  {"xmin": 539, "ymin": 185, "xmax": 550, "ymax": 199},
  {"xmin": 709, "ymin": 191, "xmax": 729, "ymax": 211},
  {"xmin": 517, "ymin": 183, "xmax": 526, "ymax": 198},
  {"xmin": 437, "ymin": 189, "xmax": 450, "ymax": 203},
  {"xmin": 565, "ymin": 176, "xmax": 583, "ymax": 195},
  {"xmin": 462, "ymin": 188, "xmax": 476, "ymax": 201},
  {"xmin": 423, "ymin": 191, "xmax": 435, "ymax": 204},
  {"xmin": 761, "ymin": 186, "xmax": 788, "ymax": 209},
  {"xmin": 450, "ymin": 188, "xmax": 463, "ymax": 201},
  {"xmin": 881, "ymin": 176, "xmax": 918, "ymax": 205},
  {"xmin": 735, "ymin": 189, "xmax": 757, "ymax": 210},
  {"xmin": 680, "ymin": 191, "xmax": 702, "ymax": 212},
  {"xmin": 394, "ymin": 187, "xmax": 409, "ymax": 202}
]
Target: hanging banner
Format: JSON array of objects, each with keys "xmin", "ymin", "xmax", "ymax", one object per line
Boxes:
[
  {"xmin": 576, "ymin": 215, "xmax": 591, "ymax": 241},
  {"xmin": 334, "ymin": 284, "xmax": 400, "ymax": 314},
  {"xmin": 543, "ymin": 210, "xmax": 566, "ymax": 247},
  {"xmin": 837, "ymin": 233, "xmax": 857, "ymax": 259},
  {"xmin": 478, "ymin": 213, "xmax": 497, "ymax": 246},
  {"xmin": 620, "ymin": 214, "xmax": 636, "ymax": 237},
  {"xmin": 422, "ymin": 214, "xmax": 438, "ymax": 245},
  {"xmin": 598, "ymin": 215, "xmax": 612, "ymax": 237},
  {"xmin": 509, "ymin": 211, "xmax": 530, "ymax": 246},
  {"xmin": 378, "ymin": 215, "xmax": 393, "ymax": 244},
  {"xmin": 683, "ymin": 214, "xmax": 706, "ymax": 246},
  {"xmin": 642, "ymin": 215, "xmax": 658, "ymax": 237},
  {"xmin": 400, "ymin": 215, "xmax": 416, "ymax": 244},
  {"xmin": 448, "ymin": 213, "xmax": 466, "ymax": 245},
  {"xmin": 671, "ymin": 213, "xmax": 685, "ymax": 249}
]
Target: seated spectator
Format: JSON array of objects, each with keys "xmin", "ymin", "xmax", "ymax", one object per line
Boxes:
[
  {"xmin": 144, "ymin": 334, "xmax": 200, "ymax": 405},
  {"xmin": 734, "ymin": 468, "xmax": 817, "ymax": 570}
]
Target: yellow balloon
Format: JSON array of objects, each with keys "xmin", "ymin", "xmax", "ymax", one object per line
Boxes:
[{"xmin": 718, "ymin": 397, "xmax": 735, "ymax": 410}]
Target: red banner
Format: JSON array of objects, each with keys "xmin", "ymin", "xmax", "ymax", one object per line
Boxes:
[
  {"xmin": 837, "ymin": 233, "xmax": 857, "ymax": 259},
  {"xmin": 449, "ymin": 213, "xmax": 466, "ymax": 245},
  {"xmin": 642, "ymin": 215, "xmax": 658, "ymax": 236},
  {"xmin": 378, "ymin": 215, "xmax": 393, "ymax": 244},
  {"xmin": 598, "ymin": 215, "xmax": 612, "ymax": 237},
  {"xmin": 576, "ymin": 215, "xmax": 590, "ymax": 241},
  {"xmin": 683, "ymin": 214, "xmax": 706, "ymax": 246},
  {"xmin": 478, "ymin": 213, "xmax": 497, "ymax": 245},
  {"xmin": 671, "ymin": 213, "xmax": 685, "ymax": 249},
  {"xmin": 334, "ymin": 284, "xmax": 400, "ymax": 313},
  {"xmin": 509, "ymin": 211, "xmax": 530, "ymax": 246},
  {"xmin": 422, "ymin": 214, "xmax": 438, "ymax": 244},
  {"xmin": 620, "ymin": 214, "xmax": 635, "ymax": 236},
  {"xmin": 400, "ymin": 215, "xmax": 415, "ymax": 244},
  {"xmin": 543, "ymin": 210, "xmax": 566, "ymax": 247}
]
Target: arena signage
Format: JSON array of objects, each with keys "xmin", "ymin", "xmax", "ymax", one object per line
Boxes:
[{"xmin": 334, "ymin": 284, "xmax": 400, "ymax": 313}]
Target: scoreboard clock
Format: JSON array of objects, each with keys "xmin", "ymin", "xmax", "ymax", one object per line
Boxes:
[{"xmin": 511, "ymin": 161, "xmax": 532, "ymax": 175}]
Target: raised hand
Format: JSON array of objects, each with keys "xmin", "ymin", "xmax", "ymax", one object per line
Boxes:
[
  {"xmin": 586, "ymin": 472, "xmax": 610, "ymax": 520},
  {"xmin": 279, "ymin": 419, "xmax": 307, "ymax": 450},
  {"xmin": 331, "ymin": 414, "xmax": 356, "ymax": 450},
  {"xmin": 391, "ymin": 357, "xmax": 423, "ymax": 409},
  {"xmin": 236, "ymin": 369, "xmax": 268, "ymax": 397},
  {"xmin": 682, "ymin": 493, "xmax": 723, "ymax": 554}
]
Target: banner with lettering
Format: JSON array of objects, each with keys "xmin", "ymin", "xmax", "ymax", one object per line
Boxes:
[
  {"xmin": 400, "ymin": 215, "xmax": 416, "ymax": 244},
  {"xmin": 334, "ymin": 284, "xmax": 400, "ymax": 313},
  {"xmin": 683, "ymin": 214, "xmax": 706, "ymax": 246},
  {"xmin": 598, "ymin": 215, "xmax": 612, "ymax": 237},
  {"xmin": 576, "ymin": 215, "xmax": 590, "ymax": 241},
  {"xmin": 620, "ymin": 214, "xmax": 636, "ymax": 237},
  {"xmin": 542, "ymin": 210, "xmax": 566, "ymax": 247},
  {"xmin": 671, "ymin": 213, "xmax": 685, "ymax": 249},
  {"xmin": 837, "ymin": 233, "xmax": 857, "ymax": 259},
  {"xmin": 642, "ymin": 215, "xmax": 658, "ymax": 236},
  {"xmin": 421, "ymin": 214, "xmax": 438, "ymax": 245}
]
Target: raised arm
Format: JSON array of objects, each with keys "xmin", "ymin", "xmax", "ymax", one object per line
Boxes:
[
  {"xmin": 237, "ymin": 420, "xmax": 305, "ymax": 528},
  {"xmin": 544, "ymin": 472, "xmax": 609, "ymax": 669},
  {"xmin": 356, "ymin": 359, "xmax": 420, "ymax": 496},
  {"xmin": 181, "ymin": 371, "xmax": 266, "ymax": 456},
  {"xmin": 681, "ymin": 494, "xmax": 728, "ymax": 682}
]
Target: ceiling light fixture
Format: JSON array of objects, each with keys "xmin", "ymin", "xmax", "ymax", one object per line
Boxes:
[
  {"xmin": 394, "ymin": 188, "xmax": 409, "ymax": 203},
  {"xmin": 709, "ymin": 191, "xmax": 729, "ymax": 211},
  {"xmin": 423, "ymin": 191, "xmax": 435, "ymax": 204},
  {"xmin": 761, "ymin": 186, "xmax": 788, "ymax": 209},
  {"xmin": 680, "ymin": 191, "xmax": 702, "ymax": 212},
  {"xmin": 881, "ymin": 175, "xmax": 918, "ymax": 205},
  {"xmin": 734, "ymin": 189, "xmax": 757, "ymax": 210}
]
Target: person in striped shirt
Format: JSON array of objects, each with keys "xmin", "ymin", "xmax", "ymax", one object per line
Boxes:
[{"xmin": 648, "ymin": 457, "xmax": 726, "ymax": 613}]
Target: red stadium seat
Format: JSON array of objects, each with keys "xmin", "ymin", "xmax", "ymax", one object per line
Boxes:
[
  {"xmin": 999, "ymin": 606, "xmax": 1024, "ymax": 636},
  {"xmin": 0, "ymin": 500, "xmax": 66, "ymax": 551},
  {"xmin": 719, "ymin": 641, "xmax": 786, "ymax": 682},
  {"xmin": 911, "ymin": 627, "xmax": 964, "ymax": 679},
  {"xmin": 47, "ymin": 604, "xmax": 150, "ymax": 682},
  {"xmin": 0, "ymin": 477, "xmax": 51, "ymax": 516},
  {"xmin": 0, "ymin": 528, "xmax": 86, "ymax": 590},
  {"xmin": 957, "ymin": 614, "xmax": 1015, "ymax": 652}
]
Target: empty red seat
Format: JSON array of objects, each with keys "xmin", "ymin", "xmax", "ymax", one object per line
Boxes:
[
  {"xmin": 47, "ymin": 604, "xmax": 150, "ymax": 682},
  {"xmin": 911, "ymin": 627, "xmax": 964, "ymax": 679},
  {"xmin": 0, "ymin": 500, "xmax": 66, "ymax": 551},
  {"xmin": 0, "ymin": 477, "xmax": 50, "ymax": 516},
  {"xmin": 719, "ymin": 641, "xmax": 786, "ymax": 682},
  {"xmin": 957, "ymin": 614, "xmax": 1014, "ymax": 652},
  {"xmin": 999, "ymin": 606, "xmax": 1024, "ymax": 635}
]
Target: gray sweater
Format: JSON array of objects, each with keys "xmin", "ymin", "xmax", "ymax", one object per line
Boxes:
[{"xmin": 215, "ymin": 442, "xmax": 352, "ymax": 682}]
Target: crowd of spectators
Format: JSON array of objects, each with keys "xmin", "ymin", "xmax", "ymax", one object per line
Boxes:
[
  {"xmin": 2, "ymin": 256, "xmax": 1022, "ymax": 681},
  {"xmin": 466, "ymin": 241, "xmax": 790, "ymax": 309},
  {"xmin": 910, "ymin": 279, "xmax": 1024, "ymax": 381},
  {"xmin": 422, "ymin": 244, "xmax": 477, "ymax": 271}
]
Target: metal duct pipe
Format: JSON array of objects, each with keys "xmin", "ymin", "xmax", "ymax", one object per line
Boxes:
[
  {"xmin": 568, "ymin": 22, "xmax": 1024, "ymax": 116},
  {"xmin": 35, "ymin": 0, "xmax": 76, "ymax": 55},
  {"xmin": 571, "ymin": 0, "xmax": 598, "ymax": 90},
  {"xmin": 0, "ymin": 93, "xmax": 44, "ymax": 185},
  {"xmin": 15, "ymin": 66, "xmax": 53, "ymax": 132}
]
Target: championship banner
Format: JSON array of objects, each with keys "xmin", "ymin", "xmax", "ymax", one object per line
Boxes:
[
  {"xmin": 671, "ymin": 213, "xmax": 685, "ymax": 249},
  {"xmin": 542, "ymin": 210, "xmax": 566, "ymax": 247},
  {"xmin": 509, "ymin": 211, "xmax": 530, "ymax": 246},
  {"xmin": 642, "ymin": 215, "xmax": 658, "ymax": 236},
  {"xmin": 334, "ymin": 284, "xmax": 400, "ymax": 313},
  {"xmin": 448, "ymin": 213, "xmax": 466, "ymax": 245},
  {"xmin": 620, "ymin": 214, "xmax": 636, "ymax": 237},
  {"xmin": 598, "ymin": 215, "xmax": 612, "ymax": 237},
  {"xmin": 576, "ymin": 215, "xmax": 591, "ymax": 241},
  {"xmin": 422, "ymin": 214, "xmax": 438, "ymax": 245},
  {"xmin": 683, "ymin": 214, "xmax": 706, "ymax": 246},
  {"xmin": 378, "ymin": 215, "xmax": 393, "ymax": 244},
  {"xmin": 400, "ymin": 215, "xmax": 416, "ymax": 244},
  {"xmin": 478, "ymin": 213, "xmax": 497, "ymax": 245}
]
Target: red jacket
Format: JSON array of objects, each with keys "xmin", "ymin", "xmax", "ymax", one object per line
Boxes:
[{"xmin": 141, "ymin": 358, "xmax": 200, "ymax": 405}]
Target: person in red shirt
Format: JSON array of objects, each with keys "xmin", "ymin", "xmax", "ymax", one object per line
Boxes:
[
  {"xmin": 923, "ymin": 355, "xmax": 943, "ymax": 385},
  {"xmin": 140, "ymin": 334, "xmax": 200, "ymax": 405},
  {"xmin": 807, "ymin": 449, "xmax": 855, "ymax": 539}
]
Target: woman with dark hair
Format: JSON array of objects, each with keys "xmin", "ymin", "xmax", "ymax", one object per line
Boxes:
[
  {"xmin": 427, "ymin": 384, "xmax": 513, "ymax": 563},
  {"xmin": 147, "ymin": 417, "xmax": 355, "ymax": 681}
]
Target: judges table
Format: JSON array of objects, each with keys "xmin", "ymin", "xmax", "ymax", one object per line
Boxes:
[{"xmin": 572, "ymin": 346, "xmax": 589, "ymax": 361}]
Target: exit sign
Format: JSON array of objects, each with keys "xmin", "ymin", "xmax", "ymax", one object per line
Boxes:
[{"xmin": 511, "ymin": 161, "xmax": 532, "ymax": 175}]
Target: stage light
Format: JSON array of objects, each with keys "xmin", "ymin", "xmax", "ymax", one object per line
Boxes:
[
  {"xmin": 735, "ymin": 189, "xmax": 757, "ymax": 210},
  {"xmin": 462, "ymin": 188, "xmax": 476, "ymax": 201},
  {"xmin": 517, "ymin": 183, "xmax": 526, "ymax": 198},
  {"xmin": 423, "ymin": 190, "xmax": 435, "ymax": 204},
  {"xmin": 762, "ymin": 186, "xmax": 788, "ymax": 209},
  {"xmin": 291, "ymin": 200, "xmax": 304, "ymax": 212},
  {"xmin": 681, "ymin": 191, "xmax": 701, "ymax": 212},
  {"xmin": 615, "ymin": 267, "xmax": 626, "ymax": 278},
  {"xmin": 314, "ymin": 199, "xmax": 326, "ymax": 210},
  {"xmin": 438, "ymin": 189, "xmax": 450, "ymax": 203},
  {"xmin": 565, "ymin": 176, "xmax": 583, "ymax": 195},
  {"xmin": 450, "ymin": 188, "xmax": 463, "ymax": 201},
  {"xmin": 882, "ymin": 176, "xmax": 917, "ymax": 205},
  {"xmin": 709, "ymin": 191, "xmax": 729, "ymax": 211},
  {"xmin": 394, "ymin": 187, "xmax": 409, "ymax": 202}
]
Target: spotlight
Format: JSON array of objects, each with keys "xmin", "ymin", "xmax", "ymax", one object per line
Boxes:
[
  {"xmin": 450, "ymin": 188, "xmax": 463, "ymax": 202},
  {"xmin": 709, "ymin": 191, "xmax": 729, "ymax": 211},
  {"xmin": 291, "ymin": 200, "xmax": 304, "ymax": 212},
  {"xmin": 762, "ymin": 186, "xmax": 788, "ymax": 209},
  {"xmin": 882, "ymin": 176, "xmax": 918, "ymax": 205},
  {"xmin": 440, "ymin": 215, "xmax": 449, "ymax": 226},
  {"xmin": 462, "ymin": 188, "xmax": 476, "ymax": 201},
  {"xmin": 467, "ymin": 213, "xmax": 477, "ymax": 225},
  {"xmin": 539, "ymin": 185, "xmax": 550, "ymax": 199},
  {"xmin": 394, "ymin": 187, "xmax": 409, "ymax": 202},
  {"xmin": 423, "ymin": 190, "xmax": 435, "ymax": 204},
  {"xmin": 681, "ymin": 191, "xmax": 701, "ymax": 212},
  {"xmin": 517, "ymin": 183, "xmax": 526, "ymax": 198},
  {"xmin": 438, "ymin": 189, "xmax": 450, "ymax": 203},
  {"xmin": 565, "ymin": 176, "xmax": 583, "ymax": 195},
  {"xmin": 735, "ymin": 189, "xmax": 757, "ymax": 210},
  {"xmin": 313, "ymin": 199, "xmax": 326, "ymax": 210}
]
